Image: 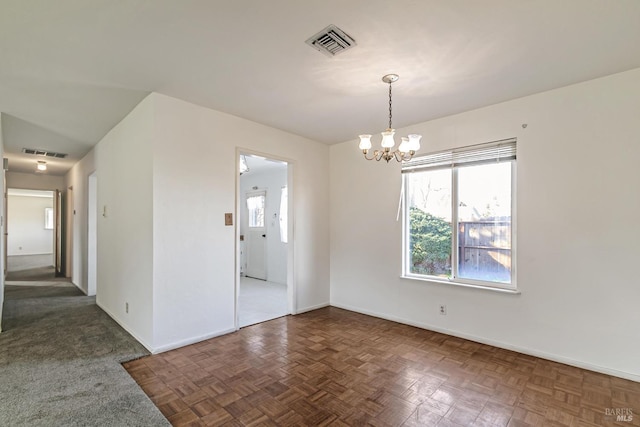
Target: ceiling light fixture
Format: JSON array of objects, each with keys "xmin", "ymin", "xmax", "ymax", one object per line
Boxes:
[
  {"xmin": 358, "ymin": 74, "xmax": 421, "ymax": 163},
  {"xmin": 37, "ymin": 161, "xmax": 47, "ymax": 171},
  {"xmin": 239, "ymin": 155, "xmax": 249, "ymax": 175}
]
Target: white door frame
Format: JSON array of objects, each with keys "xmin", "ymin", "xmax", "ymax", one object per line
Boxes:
[{"xmin": 235, "ymin": 149, "xmax": 295, "ymax": 331}]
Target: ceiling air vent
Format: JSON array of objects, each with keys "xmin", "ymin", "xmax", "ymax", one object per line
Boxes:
[
  {"xmin": 306, "ymin": 24, "xmax": 356, "ymax": 57},
  {"xmin": 22, "ymin": 148, "xmax": 68, "ymax": 158}
]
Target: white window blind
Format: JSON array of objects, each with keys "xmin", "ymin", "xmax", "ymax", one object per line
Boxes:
[{"xmin": 402, "ymin": 138, "xmax": 516, "ymax": 173}]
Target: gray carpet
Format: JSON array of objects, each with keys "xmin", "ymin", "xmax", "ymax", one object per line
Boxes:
[
  {"xmin": 0, "ymin": 280, "xmax": 170, "ymax": 426},
  {"xmin": 6, "ymin": 254, "xmax": 55, "ymax": 282}
]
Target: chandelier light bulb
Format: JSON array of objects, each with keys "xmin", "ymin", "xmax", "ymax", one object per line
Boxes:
[
  {"xmin": 398, "ymin": 137, "xmax": 410, "ymax": 153},
  {"xmin": 358, "ymin": 134, "xmax": 372, "ymax": 150},
  {"xmin": 380, "ymin": 129, "xmax": 395, "ymax": 148},
  {"xmin": 407, "ymin": 134, "xmax": 421, "ymax": 152}
]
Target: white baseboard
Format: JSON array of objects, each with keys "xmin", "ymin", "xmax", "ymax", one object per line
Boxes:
[
  {"xmin": 330, "ymin": 302, "xmax": 640, "ymax": 383},
  {"xmin": 97, "ymin": 301, "xmax": 244, "ymax": 355},
  {"xmin": 155, "ymin": 301, "xmax": 330, "ymax": 352},
  {"xmin": 96, "ymin": 302, "xmax": 154, "ymax": 353},
  {"xmin": 152, "ymin": 328, "xmax": 236, "ymax": 354},
  {"xmin": 295, "ymin": 301, "xmax": 329, "ymax": 315}
]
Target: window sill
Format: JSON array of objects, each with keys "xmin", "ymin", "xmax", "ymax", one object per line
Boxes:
[{"xmin": 400, "ymin": 275, "xmax": 521, "ymax": 295}]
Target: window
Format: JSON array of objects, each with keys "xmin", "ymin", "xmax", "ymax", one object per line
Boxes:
[
  {"xmin": 246, "ymin": 192, "xmax": 265, "ymax": 228},
  {"xmin": 279, "ymin": 186, "xmax": 288, "ymax": 243},
  {"xmin": 402, "ymin": 139, "xmax": 516, "ymax": 291},
  {"xmin": 44, "ymin": 207, "xmax": 54, "ymax": 230}
]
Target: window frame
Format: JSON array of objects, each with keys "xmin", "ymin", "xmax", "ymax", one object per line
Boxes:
[{"xmin": 401, "ymin": 140, "xmax": 517, "ymax": 293}]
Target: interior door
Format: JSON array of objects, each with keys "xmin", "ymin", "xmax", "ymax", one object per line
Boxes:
[
  {"xmin": 245, "ymin": 190, "xmax": 267, "ymax": 280},
  {"xmin": 54, "ymin": 189, "xmax": 65, "ymax": 277}
]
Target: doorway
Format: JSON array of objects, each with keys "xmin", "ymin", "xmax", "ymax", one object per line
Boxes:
[
  {"xmin": 245, "ymin": 190, "xmax": 267, "ymax": 280},
  {"xmin": 237, "ymin": 153, "xmax": 291, "ymax": 328},
  {"xmin": 6, "ymin": 188, "xmax": 56, "ymax": 281}
]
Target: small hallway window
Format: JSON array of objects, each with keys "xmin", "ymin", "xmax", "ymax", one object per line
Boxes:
[
  {"xmin": 44, "ymin": 207, "xmax": 54, "ymax": 230},
  {"xmin": 246, "ymin": 192, "xmax": 265, "ymax": 228},
  {"xmin": 279, "ymin": 186, "xmax": 288, "ymax": 243}
]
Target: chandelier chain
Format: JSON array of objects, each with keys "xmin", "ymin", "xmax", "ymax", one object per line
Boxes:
[{"xmin": 388, "ymin": 82, "xmax": 393, "ymax": 129}]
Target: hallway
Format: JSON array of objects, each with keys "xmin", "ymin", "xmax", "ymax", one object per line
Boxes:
[
  {"xmin": 239, "ymin": 276, "xmax": 288, "ymax": 327},
  {"xmin": 6, "ymin": 254, "xmax": 55, "ymax": 281},
  {"xmin": 0, "ymin": 276, "xmax": 168, "ymax": 426}
]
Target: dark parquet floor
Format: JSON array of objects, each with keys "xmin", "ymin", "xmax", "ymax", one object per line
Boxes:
[{"xmin": 124, "ymin": 307, "xmax": 640, "ymax": 426}]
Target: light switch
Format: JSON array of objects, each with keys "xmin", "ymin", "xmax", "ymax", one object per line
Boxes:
[{"xmin": 224, "ymin": 213, "xmax": 233, "ymax": 226}]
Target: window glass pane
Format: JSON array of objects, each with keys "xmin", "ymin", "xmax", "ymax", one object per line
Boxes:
[
  {"xmin": 247, "ymin": 194, "xmax": 265, "ymax": 228},
  {"xmin": 45, "ymin": 207, "xmax": 54, "ymax": 230},
  {"xmin": 279, "ymin": 186, "xmax": 288, "ymax": 243},
  {"xmin": 457, "ymin": 162, "xmax": 512, "ymax": 283},
  {"xmin": 406, "ymin": 169, "xmax": 452, "ymax": 277}
]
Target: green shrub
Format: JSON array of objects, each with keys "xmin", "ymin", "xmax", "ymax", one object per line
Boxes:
[{"xmin": 409, "ymin": 207, "xmax": 452, "ymax": 276}]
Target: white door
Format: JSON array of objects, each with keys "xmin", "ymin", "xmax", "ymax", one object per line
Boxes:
[{"xmin": 245, "ymin": 191, "xmax": 267, "ymax": 280}]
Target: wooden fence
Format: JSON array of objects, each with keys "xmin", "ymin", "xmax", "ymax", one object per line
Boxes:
[{"xmin": 458, "ymin": 220, "xmax": 511, "ymax": 281}]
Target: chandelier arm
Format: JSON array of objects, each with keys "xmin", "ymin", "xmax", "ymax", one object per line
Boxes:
[{"xmin": 364, "ymin": 148, "xmax": 416, "ymax": 163}]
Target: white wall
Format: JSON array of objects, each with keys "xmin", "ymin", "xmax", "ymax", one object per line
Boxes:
[
  {"xmin": 94, "ymin": 96, "xmax": 155, "ymax": 349},
  {"xmin": 240, "ymin": 167, "xmax": 288, "ymax": 284},
  {"xmin": 330, "ymin": 68, "xmax": 640, "ymax": 381},
  {"xmin": 7, "ymin": 194, "xmax": 53, "ymax": 255},
  {"xmin": 6, "ymin": 171, "xmax": 64, "ymax": 192},
  {"xmin": 64, "ymin": 150, "xmax": 96, "ymax": 294},
  {"xmin": 151, "ymin": 93, "xmax": 330, "ymax": 351},
  {"xmin": 69, "ymin": 93, "xmax": 329, "ymax": 352}
]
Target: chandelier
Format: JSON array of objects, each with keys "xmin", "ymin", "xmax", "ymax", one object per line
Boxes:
[{"xmin": 358, "ymin": 74, "xmax": 421, "ymax": 162}]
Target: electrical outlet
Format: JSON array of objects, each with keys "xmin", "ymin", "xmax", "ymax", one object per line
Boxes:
[
  {"xmin": 125, "ymin": 302, "xmax": 129, "ymax": 314},
  {"xmin": 439, "ymin": 304, "xmax": 447, "ymax": 315}
]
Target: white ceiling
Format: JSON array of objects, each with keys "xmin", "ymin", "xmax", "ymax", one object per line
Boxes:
[
  {"xmin": 2, "ymin": 0, "xmax": 640, "ymax": 175},
  {"xmin": 241, "ymin": 154, "xmax": 287, "ymax": 176}
]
